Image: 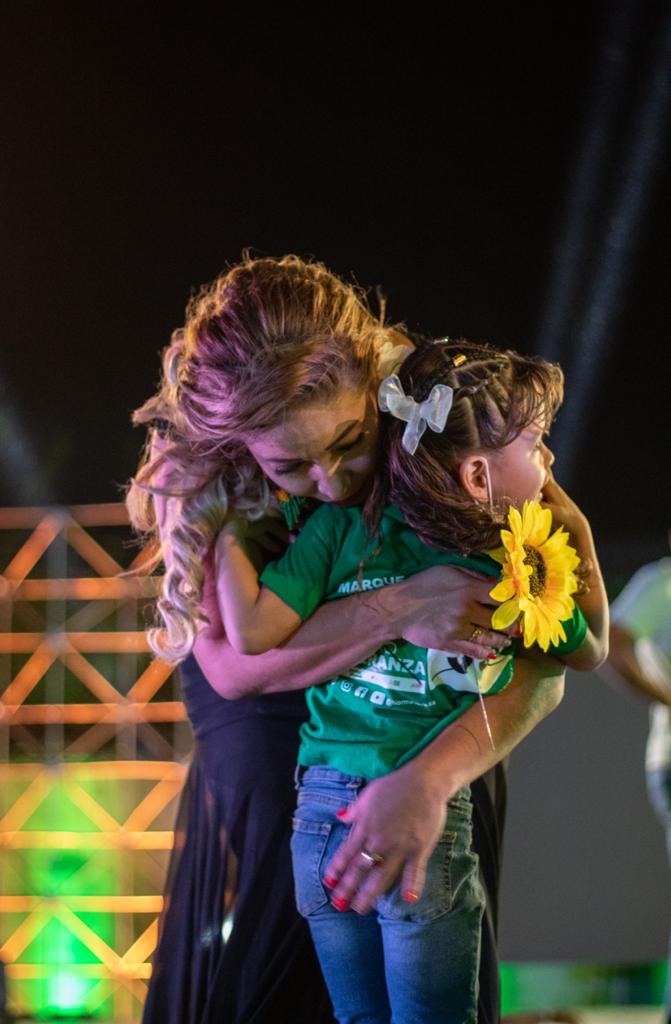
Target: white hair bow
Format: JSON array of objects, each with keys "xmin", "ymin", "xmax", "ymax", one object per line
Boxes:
[{"xmin": 378, "ymin": 375, "xmax": 454, "ymax": 455}]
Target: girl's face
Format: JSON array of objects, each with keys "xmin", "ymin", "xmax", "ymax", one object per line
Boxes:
[
  {"xmin": 245, "ymin": 387, "xmax": 379, "ymax": 505},
  {"xmin": 487, "ymin": 424, "xmax": 555, "ymax": 507}
]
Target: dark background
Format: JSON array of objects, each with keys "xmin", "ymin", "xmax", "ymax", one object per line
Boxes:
[
  {"xmin": 1, "ymin": 1, "xmax": 671, "ymax": 962},
  {"xmin": 1, "ymin": 2, "xmax": 670, "ymax": 569}
]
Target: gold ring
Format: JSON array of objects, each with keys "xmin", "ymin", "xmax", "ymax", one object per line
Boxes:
[
  {"xmin": 360, "ymin": 849, "xmax": 384, "ymax": 867},
  {"xmin": 469, "ymin": 626, "xmax": 485, "ymax": 643}
]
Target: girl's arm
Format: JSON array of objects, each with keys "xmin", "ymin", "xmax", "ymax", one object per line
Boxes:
[
  {"xmin": 541, "ymin": 476, "xmax": 609, "ymax": 670},
  {"xmin": 325, "ymin": 647, "xmax": 566, "ymax": 911},
  {"xmin": 215, "ymin": 521, "xmax": 302, "ymax": 654}
]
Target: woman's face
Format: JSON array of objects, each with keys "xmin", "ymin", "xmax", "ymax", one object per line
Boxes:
[{"xmin": 245, "ymin": 387, "xmax": 379, "ymax": 505}]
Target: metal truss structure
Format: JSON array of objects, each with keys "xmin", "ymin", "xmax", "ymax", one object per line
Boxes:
[{"xmin": 0, "ymin": 504, "xmax": 189, "ymax": 1022}]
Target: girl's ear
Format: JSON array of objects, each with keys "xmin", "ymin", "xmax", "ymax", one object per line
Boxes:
[{"xmin": 459, "ymin": 455, "xmax": 490, "ymax": 502}]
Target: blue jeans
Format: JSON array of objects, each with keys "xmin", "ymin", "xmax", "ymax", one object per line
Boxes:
[
  {"xmin": 647, "ymin": 766, "xmax": 671, "ymax": 1024},
  {"xmin": 291, "ymin": 766, "xmax": 484, "ymax": 1024}
]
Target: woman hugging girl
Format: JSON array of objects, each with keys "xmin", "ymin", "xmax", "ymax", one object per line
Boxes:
[{"xmin": 214, "ymin": 338, "xmax": 607, "ymax": 1024}]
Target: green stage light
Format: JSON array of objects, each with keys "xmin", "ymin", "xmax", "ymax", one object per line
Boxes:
[{"xmin": 43, "ymin": 974, "xmax": 89, "ymax": 1016}]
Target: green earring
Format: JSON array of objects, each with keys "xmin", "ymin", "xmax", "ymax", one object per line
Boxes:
[{"xmin": 274, "ymin": 489, "xmax": 308, "ymax": 531}]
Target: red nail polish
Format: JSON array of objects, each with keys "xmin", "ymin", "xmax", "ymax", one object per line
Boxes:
[
  {"xmin": 332, "ymin": 896, "xmax": 350, "ymax": 912},
  {"xmin": 487, "ymin": 652, "xmax": 497, "ymax": 661},
  {"xmin": 403, "ymin": 889, "xmax": 419, "ymax": 904},
  {"xmin": 335, "ymin": 808, "xmax": 348, "ymax": 820},
  {"xmin": 324, "ymin": 874, "xmax": 337, "ymax": 889}
]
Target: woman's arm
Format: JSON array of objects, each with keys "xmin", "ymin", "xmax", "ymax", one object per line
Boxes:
[
  {"xmin": 324, "ymin": 647, "xmax": 566, "ymax": 912},
  {"xmin": 145, "ymin": 438, "xmax": 512, "ymax": 693},
  {"xmin": 148, "ymin": 431, "xmax": 513, "ymax": 689},
  {"xmin": 541, "ymin": 477, "xmax": 609, "ymax": 670},
  {"xmin": 196, "ymin": 556, "xmax": 512, "ymax": 698}
]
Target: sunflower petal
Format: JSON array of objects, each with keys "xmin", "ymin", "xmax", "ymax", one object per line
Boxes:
[
  {"xmin": 507, "ymin": 505, "xmax": 523, "ymax": 540},
  {"xmin": 491, "ymin": 598, "xmax": 520, "ymax": 630},
  {"xmin": 526, "ymin": 505, "xmax": 553, "ymax": 546},
  {"xmin": 487, "ymin": 546, "xmax": 507, "ymax": 565},
  {"xmin": 501, "ymin": 530, "xmax": 515, "ymax": 553},
  {"xmin": 489, "ymin": 578, "xmax": 514, "ymax": 602}
]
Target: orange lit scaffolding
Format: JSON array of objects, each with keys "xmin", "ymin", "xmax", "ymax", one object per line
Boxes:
[{"xmin": 0, "ymin": 504, "xmax": 189, "ymax": 1022}]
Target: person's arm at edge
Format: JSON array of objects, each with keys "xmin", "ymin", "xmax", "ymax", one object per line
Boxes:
[
  {"xmin": 325, "ymin": 647, "xmax": 565, "ymax": 912},
  {"xmin": 606, "ymin": 622, "xmax": 671, "ymax": 706}
]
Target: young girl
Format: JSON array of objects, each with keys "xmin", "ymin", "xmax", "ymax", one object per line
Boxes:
[{"xmin": 215, "ymin": 339, "xmax": 607, "ymax": 1024}]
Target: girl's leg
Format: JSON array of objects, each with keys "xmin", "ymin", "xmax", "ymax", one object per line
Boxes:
[
  {"xmin": 292, "ymin": 768, "xmax": 391, "ymax": 1024},
  {"xmin": 378, "ymin": 789, "xmax": 484, "ymax": 1024},
  {"xmin": 305, "ymin": 902, "xmax": 390, "ymax": 1024}
]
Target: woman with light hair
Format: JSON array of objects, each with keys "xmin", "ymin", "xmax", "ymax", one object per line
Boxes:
[{"xmin": 128, "ymin": 254, "xmax": 566, "ymax": 1024}]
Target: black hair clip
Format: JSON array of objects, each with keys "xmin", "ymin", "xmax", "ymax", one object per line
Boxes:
[{"xmin": 418, "ymin": 345, "xmax": 467, "ymax": 398}]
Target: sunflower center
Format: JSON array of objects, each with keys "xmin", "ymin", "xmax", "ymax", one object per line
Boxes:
[{"xmin": 523, "ymin": 545, "xmax": 547, "ymax": 597}]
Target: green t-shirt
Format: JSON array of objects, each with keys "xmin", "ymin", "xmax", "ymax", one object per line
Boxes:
[{"xmin": 260, "ymin": 504, "xmax": 587, "ymax": 779}]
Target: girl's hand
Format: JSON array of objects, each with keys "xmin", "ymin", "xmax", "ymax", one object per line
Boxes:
[
  {"xmin": 540, "ymin": 474, "xmax": 589, "ymax": 540},
  {"xmin": 323, "ymin": 761, "xmax": 447, "ymax": 914},
  {"xmin": 541, "ymin": 473, "xmax": 609, "ymax": 670}
]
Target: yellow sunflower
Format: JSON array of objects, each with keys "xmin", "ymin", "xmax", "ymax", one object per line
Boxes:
[{"xmin": 488, "ymin": 501, "xmax": 580, "ymax": 652}]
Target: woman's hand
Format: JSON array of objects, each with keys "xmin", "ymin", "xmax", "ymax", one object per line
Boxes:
[
  {"xmin": 379, "ymin": 564, "xmax": 515, "ymax": 661},
  {"xmin": 323, "ymin": 649, "xmax": 566, "ymax": 913},
  {"xmin": 323, "ymin": 760, "xmax": 448, "ymax": 914}
]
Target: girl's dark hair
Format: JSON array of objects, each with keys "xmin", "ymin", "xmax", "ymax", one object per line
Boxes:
[{"xmin": 364, "ymin": 339, "xmax": 564, "ymax": 553}]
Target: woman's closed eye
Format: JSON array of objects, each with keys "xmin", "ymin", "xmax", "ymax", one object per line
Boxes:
[
  {"xmin": 272, "ymin": 433, "xmax": 365, "ymax": 476},
  {"xmin": 274, "ymin": 460, "xmax": 307, "ymax": 476},
  {"xmin": 335, "ymin": 432, "xmax": 365, "ymax": 455}
]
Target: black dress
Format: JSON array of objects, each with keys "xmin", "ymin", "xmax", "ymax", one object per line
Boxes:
[
  {"xmin": 142, "ymin": 656, "xmax": 505, "ymax": 1024},
  {"xmin": 142, "ymin": 656, "xmax": 335, "ymax": 1024}
]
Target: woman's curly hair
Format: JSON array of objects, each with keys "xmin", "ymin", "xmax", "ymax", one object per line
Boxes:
[{"xmin": 127, "ymin": 254, "xmax": 403, "ymax": 661}]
